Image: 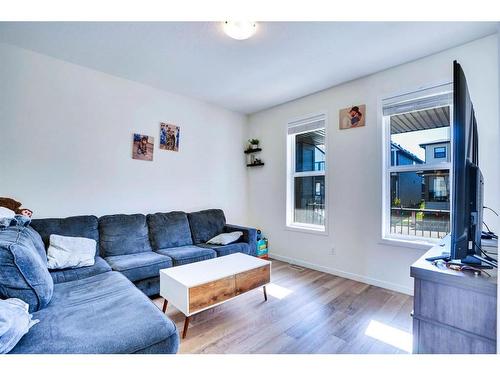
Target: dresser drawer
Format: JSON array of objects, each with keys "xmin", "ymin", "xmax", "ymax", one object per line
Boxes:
[
  {"xmin": 416, "ymin": 279, "xmax": 497, "ymax": 340},
  {"xmin": 414, "ymin": 318, "xmax": 496, "ymax": 354}
]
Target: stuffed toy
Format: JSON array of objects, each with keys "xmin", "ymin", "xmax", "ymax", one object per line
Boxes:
[{"xmin": 0, "ymin": 197, "xmax": 33, "ymax": 218}]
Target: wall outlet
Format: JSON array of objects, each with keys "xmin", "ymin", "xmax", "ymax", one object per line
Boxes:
[{"xmin": 330, "ymin": 247, "xmax": 335, "ymax": 255}]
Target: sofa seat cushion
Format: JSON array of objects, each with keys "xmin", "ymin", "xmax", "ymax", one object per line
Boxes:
[
  {"xmin": 30, "ymin": 216, "xmax": 99, "ymax": 258},
  {"xmin": 49, "ymin": 256, "xmax": 112, "ymax": 284},
  {"xmin": 105, "ymin": 252, "xmax": 172, "ymax": 282},
  {"xmin": 10, "ymin": 271, "xmax": 179, "ymax": 354},
  {"xmin": 187, "ymin": 209, "xmax": 226, "ymax": 244},
  {"xmin": 134, "ymin": 276, "xmax": 160, "ymax": 297},
  {"xmin": 198, "ymin": 242, "xmax": 250, "ymax": 257},
  {"xmin": 156, "ymin": 245, "xmax": 216, "ymax": 266},
  {"xmin": 147, "ymin": 211, "xmax": 193, "ymax": 250},
  {"xmin": 0, "ymin": 226, "xmax": 54, "ymax": 313},
  {"xmin": 99, "ymin": 214, "xmax": 152, "ymax": 257}
]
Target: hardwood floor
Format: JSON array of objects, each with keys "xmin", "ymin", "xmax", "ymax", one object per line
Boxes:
[{"xmin": 152, "ymin": 259, "xmax": 413, "ymax": 354}]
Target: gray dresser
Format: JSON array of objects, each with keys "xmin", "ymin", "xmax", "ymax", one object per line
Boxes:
[{"xmin": 410, "ymin": 243, "xmax": 497, "ymax": 354}]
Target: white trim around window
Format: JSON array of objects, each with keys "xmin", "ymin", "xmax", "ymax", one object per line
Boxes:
[
  {"xmin": 286, "ymin": 112, "xmax": 328, "ymax": 234},
  {"xmin": 381, "ymin": 83, "xmax": 453, "ymax": 246}
]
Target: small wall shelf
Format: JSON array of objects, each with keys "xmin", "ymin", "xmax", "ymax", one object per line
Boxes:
[
  {"xmin": 245, "ymin": 143, "xmax": 264, "ymax": 168},
  {"xmin": 247, "ymin": 162, "xmax": 265, "ymax": 167},
  {"xmin": 244, "ymin": 148, "xmax": 262, "ymax": 154}
]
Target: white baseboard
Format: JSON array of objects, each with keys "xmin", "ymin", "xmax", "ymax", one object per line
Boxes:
[{"xmin": 269, "ymin": 252, "xmax": 414, "ymax": 296}]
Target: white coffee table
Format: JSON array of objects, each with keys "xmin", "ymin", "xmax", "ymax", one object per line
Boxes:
[{"xmin": 160, "ymin": 253, "xmax": 271, "ymax": 339}]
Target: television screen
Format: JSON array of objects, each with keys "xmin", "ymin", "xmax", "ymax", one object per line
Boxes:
[{"xmin": 450, "ymin": 61, "xmax": 483, "ymax": 262}]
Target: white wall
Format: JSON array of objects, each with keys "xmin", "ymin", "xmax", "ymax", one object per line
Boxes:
[
  {"xmin": 0, "ymin": 43, "xmax": 249, "ymax": 223},
  {"xmin": 247, "ymin": 34, "xmax": 499, "ymax": 295}
]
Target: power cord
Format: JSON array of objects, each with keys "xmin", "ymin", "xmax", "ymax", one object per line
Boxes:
[
  {"xmin": 483, "ymin": 206, "xmax": 499, "ymax": 216},
  {"xmin": 474, "ymin": 243, "xmax": 498, "ymax": 268}
]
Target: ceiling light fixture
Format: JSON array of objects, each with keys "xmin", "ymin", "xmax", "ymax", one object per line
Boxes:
[{"xmin": 222, "ymin": 21, "xmax": 257, "ymax": 40}]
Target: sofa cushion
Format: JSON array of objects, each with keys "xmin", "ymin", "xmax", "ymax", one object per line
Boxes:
[
  {"xmin": 105, "ymin": 252, "xmax": 172, "ymax": 282},
  {"xmin": 187, "ymin": 209, "xmax": 226, "ymax": 244},
  {"xmin": 134, "ymin": 276, "xmax": 160, "ymax": 297},
  {"xmin": 23, "ymin": 226, "xmax": 47, "ymax": 265},
  {"xmin": 0, "ymin": 226, "xmax": 54, "ymax": 313},
  {"xmin": 156, "ymin": 245, "xmax": 216, "ymax": 266},
  {"xmin": 30, "ymin": 216, "xmax": 99, "ymax": 258},
  {"xmin": 49, "ymin": 256, "xmax": 112, "ymax": 284},
  {"xmin": 198, "ymin": 242, "xmax": 250, "ymax": 257},
  {"xmin": 147, "ymin": 211, "xmax": 193, "ymax": 250},
  {"xmin": 9, "ymin": 271, "xmax": 179, "ymax": 354},
  {"xmin": 99, "ymin": 214, "xmax": 152, "ymax": 256}
]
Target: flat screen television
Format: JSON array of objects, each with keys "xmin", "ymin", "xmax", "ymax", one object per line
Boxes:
[{"xmin": 450, "ymin": 60, "xmax": 484, "ymax": 264}]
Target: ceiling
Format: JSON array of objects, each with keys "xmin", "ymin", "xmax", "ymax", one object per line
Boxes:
[{"xmin": 0, "ymin": 22, "xmax": 497, "ymax": 114}]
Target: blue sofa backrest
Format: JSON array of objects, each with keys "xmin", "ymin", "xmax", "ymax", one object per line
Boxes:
[
  {"xmin": 187, "ymin": 209, "xmax": 226, "ymax": 244},
  {"xmin": 147, "ymin": 211, "xmax": 193, "ymax": 250},
  {"xmin": 30, "ymin": 216, "xmax": 99, "ymax": 258},
  {"xmin": 99, "ymin": 214, "xmax": 152, "ymax": 257}
]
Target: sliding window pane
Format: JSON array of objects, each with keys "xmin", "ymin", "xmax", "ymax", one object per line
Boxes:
[
  {"xmin": 295, "ymin": 129, "xmax": 325, "ymax": 172},
  {"xmin": 294, "ymin": 175, "xmax": 325, "ymax": 226},
  {"xmin": 390, "ymin": 169, "xmax": 450, "ymax": 239}
]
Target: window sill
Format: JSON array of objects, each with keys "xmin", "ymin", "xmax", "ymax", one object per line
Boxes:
[
  {"xmin": 379, "ymin": 236, "xmax": 436, "ymax": 251},
  {"xmin": 285, "ymin": 224, "xmax": 328, "ymax": 236}
]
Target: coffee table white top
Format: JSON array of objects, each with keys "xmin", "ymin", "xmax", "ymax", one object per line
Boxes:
[{"xmin": 160, "ymin": 253, "xmax": 270, "ymax": 287}]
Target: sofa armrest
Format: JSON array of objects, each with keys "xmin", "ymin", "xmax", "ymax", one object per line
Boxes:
[{"xmin": 224, "ymin": 224, "xmax": 257, "ymax": 256}]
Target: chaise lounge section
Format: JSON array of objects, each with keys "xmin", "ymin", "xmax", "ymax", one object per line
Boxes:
[{"xmin": 1, "ymin": 222, "xmax": 179, "ymax": 354}]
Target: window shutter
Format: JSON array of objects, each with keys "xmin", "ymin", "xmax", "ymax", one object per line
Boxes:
[
  {"xmin": 382, "ymin": 83, "xmax": 452, "ymax": 116},
  {"xmin": 288, "ymin": 114, "xmax": 325, "ymax": 135}
]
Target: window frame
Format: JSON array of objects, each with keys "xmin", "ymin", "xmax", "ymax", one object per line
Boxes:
[
  {"xmin": 434, "ymin": 146, "xmax": 446, "ymax": 159},
  {"xmin": 381, "ymin": 85, "xmax": 453, "ymax": 245},
  {"xmin": 286, "ymin": 112, "xmax": 328, "ymax": 234}
]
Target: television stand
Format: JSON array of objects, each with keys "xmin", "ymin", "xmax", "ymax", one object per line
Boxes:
[{"xmin": 411, "ymin": 244, "xmax": 497, "ymax": 354}]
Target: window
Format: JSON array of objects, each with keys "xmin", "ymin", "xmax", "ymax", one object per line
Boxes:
[
  {"xmin": 434, "ymin": 146, "xmax": 446, "ymax": 159},
  {"xmin": 383, "ymin": 84, "xmax": 452, "ymax": 242},
  {"xmin": 287, "ymin": 114, "xmax": 326, "ymax": 232}
]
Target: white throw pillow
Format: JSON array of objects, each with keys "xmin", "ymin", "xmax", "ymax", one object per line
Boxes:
[
  {"xmin": 46, "ymin": 234, "xmax": 96, "ymax": 269},
  {"xmin": 0, "ymin": 298, "xmax": 39, "ymax": 354},
  {"xmin": 0, "ymin": 207, "xmax": 15, "ymax": 219},
  {"xmin": 207, "ymin": 231, "xmax": 243, "ymax": 246}
]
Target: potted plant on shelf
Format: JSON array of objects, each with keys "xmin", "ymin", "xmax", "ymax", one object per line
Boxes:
[{"xmin": 248, "ymin": 139, "xmax": 260, "ymax": 150}]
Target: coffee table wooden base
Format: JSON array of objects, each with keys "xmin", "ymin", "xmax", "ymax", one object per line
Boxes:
[
  {"xmin": 160, "ymin": 253, "xmax": 272, "ymax": 340},
  {"xmin": 163, "ymin": 285, "xmax": 268, "ymax": 339}
]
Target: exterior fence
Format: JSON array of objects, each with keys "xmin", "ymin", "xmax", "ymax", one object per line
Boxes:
[{"xmin": 390, "ymin": 207, "xmax": 450, "ymax": 239}]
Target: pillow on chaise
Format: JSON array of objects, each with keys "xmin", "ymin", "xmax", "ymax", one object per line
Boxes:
[
  {"xmin": 47, "ymin": 234, "xmax": 96, "ymax": 269},
  {"xmin": 0, "ymin": 298, "xmax": 39, "ymax": 354},
  {"xmin": 207, "ymin": 231, "xmax": 243, "ymax": 246}
]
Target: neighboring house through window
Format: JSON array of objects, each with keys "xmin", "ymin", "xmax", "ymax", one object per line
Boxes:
[
  {"xmin": 382, "ymin": 84, "xmax": 452, "ymax": 242},
  {"xmin": 433, "ymin": 146, "xmax": 447, "ymax": 159},
  {"xmin": 286, "ymin": 113, "xmax": 326, "ymax": 232}
]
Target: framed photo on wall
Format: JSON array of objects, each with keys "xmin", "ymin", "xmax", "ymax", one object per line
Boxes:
[
  {"xmin": 339, "ymin": 104, "xmax": 366, "ymax": 130},
  {"xmin": 132, "ymin": 133, "xmax": 154, "ymax": 161},
  {"xmin": 160, "ymin": 123, "xmax": 180, "ymax": 152}
]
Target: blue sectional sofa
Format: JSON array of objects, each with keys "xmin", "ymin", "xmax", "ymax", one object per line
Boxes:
[{"xmin": 0, "ymin": 209, "xmax": 256, "ymax": 354}]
